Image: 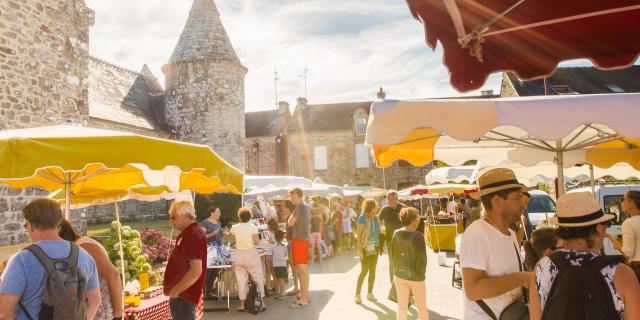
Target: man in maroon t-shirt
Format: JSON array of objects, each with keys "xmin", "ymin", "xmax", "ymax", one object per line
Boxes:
[{"xmin": 163, "ymin": 201, "xmax": 207, "ymax": 320}]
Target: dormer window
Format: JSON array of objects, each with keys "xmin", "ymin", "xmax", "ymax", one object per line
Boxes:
[
  {"xmin": 606, "ymin": 84, "xmax": 624, "ymax": 93},
  {"xmin": 355, "ymin": 118, "xmax": 367, "ymax": 135},
  {"xmin": 550, "ymin": 85, "xmax": 578, "ymax": 95}
]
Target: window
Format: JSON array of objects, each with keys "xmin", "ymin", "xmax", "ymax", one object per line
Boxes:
[
  {"xmin": 355, "ymin": 118, "xmax": 367, "ymax": 135},
  {"xmin": 313, "ymin": 146, "xmax": 327, "ymax": 170},
  {"xmin": 549, "ymin": 85, "xmax": 578, "ymax": 95},
  {"xmin": 355, "ymin": 144, "xmax": 369, "ymax": 168},
  {"xmin": 606, "ymin": 84, "xmax": 624, "ymax": 93},
  {"xmin": 527, "ymin": 195, "xmax": 557, "ymax": 213}
]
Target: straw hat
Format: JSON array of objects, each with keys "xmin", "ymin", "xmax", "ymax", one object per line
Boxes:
[
  {"xmin": 470, "ymin": 168, "xmax": 524, "ymax": 200},
  {"xmin": 551, "ymin": 192, "xmax": 615, "ymax": 227}
]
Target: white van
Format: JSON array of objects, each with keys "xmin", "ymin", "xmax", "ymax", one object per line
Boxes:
[{"xmin": 526, "ymin": 190, "xmax": 557, "ymax": 229}]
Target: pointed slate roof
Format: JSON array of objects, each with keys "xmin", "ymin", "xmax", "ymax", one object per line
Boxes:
[{"xmin": 168, "ymin": 0, "xmax": 240, "ymax": 64}]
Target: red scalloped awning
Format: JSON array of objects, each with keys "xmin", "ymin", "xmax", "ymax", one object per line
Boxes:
[{"xmin": 406, "ymin": 0, "xmax": 640, "ymax": 92}]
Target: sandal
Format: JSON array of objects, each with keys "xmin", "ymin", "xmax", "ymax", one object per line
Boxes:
[
  {"xmin": 290, "ymin": 301, "xmax": 309, "ymax": 308},
  {"xmin": 236, "ymin": 307, "xmax": 245, "ymax": 312},
  {"xmin": 285, "ymin": 290, "xmax": 299, "ymax": 296}
]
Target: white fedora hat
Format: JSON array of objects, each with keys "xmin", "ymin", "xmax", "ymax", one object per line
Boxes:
[{"xmin": 551, "ymin": 192, "xmax": 615, "ymax": 227}]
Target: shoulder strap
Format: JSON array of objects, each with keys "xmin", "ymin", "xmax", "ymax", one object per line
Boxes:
[
  {"xmin": 19, "ymin": 302, "xmax": 35, "ymax": 320},
  {"xmin": 548, "ymin": 251, "xmax": 570, "ymax": 271},
  {"xmin": 512, "ymin": 244, "xmax": 523, "ymax": 272},
  {"xmin": 589, "ymin": 254, "xmax": 624, "ymax": 272},
  {"xmin": 25, "ymin": 244, "xmax": 55, "ymax": 273},
  {"xmin": 67, "ymin": 242, "xmax": 80, "ymax": 268},
  {"xmin": 475, "ymin": 300, "xmax": 498, "ymax": 320},
  {"xmin": 409, "ymin": 231, "xmax": 419, "ymax": 241}
]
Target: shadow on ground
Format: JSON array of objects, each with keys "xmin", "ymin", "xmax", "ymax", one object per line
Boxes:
[{"xmin": 307, "ymin": 248, "xmax": 361, "ymax": 275}]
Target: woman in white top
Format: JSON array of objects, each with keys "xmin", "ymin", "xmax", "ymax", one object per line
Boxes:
[
  {"xmin": 608, "ymin": 190, "xmax": 640, "ymax": 281},
  {"xmin": 229, "ymin": 208, "xmax": 265, "ymax": 312}
]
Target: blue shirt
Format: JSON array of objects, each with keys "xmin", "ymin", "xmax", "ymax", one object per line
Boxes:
[
  {"xmin": 358, "ymin": 215, "xmax": 380, "ymax": 246},
  {"xmin": 200, "ymin": 219, "xmax": 222, "ymax": 245},
  {"xmin": 0, "ymin": 240, "xmax": 100, "ymax": 320}
]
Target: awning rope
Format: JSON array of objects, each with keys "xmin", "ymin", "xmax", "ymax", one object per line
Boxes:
[{"xmin": 443, "ymin": 1, "xmax": 640, "ymax": 62}]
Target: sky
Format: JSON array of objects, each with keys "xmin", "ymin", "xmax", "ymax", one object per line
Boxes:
[{"xmin": 85, "ymin": 0, "xmax": 588, "ymax": 112}]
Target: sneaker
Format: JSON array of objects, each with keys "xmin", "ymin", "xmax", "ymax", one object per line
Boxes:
[
  {"xmin": 355, "ymin": 294, "xmax": 362, "ymax": 304},
  {"xmin": 367, "ymin": 293, "xmax": 377, "ymax": 302}
]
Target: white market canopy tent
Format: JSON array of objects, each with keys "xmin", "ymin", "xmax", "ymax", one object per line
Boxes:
[
  {"xmin": 243, "ymin": 175, "xmax": 343, "ymax": 200},
  {"xmin": 426, "ymin": 164, "xmax": 640, "ymax": 187},
  {"xmin": 366, "ymin": 93, "xmax": 640, "ymax": 194}
]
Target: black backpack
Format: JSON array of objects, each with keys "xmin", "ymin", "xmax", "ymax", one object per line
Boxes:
[
  {"xmin": 245, "ymin": 279, "xmax": 263, "ymax": 315},
  {"xmin": 392, "ymin": 231, "xmax": 418, "ymax": 279},
  {"xmin": 541, "ymin": 252, "xmax": 624, "ymax": 320}
]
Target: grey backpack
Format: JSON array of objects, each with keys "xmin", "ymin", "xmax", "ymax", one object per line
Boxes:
[{"xmin": 20, "ymin": 243, "xmax": 87, "ymax": 320}]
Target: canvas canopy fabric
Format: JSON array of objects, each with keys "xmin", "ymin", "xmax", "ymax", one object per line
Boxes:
[
  {"xmin": 366, "ymin": 94, "xmax": 640, "ymax": 169},
  {"xmin": 366, "ymin": 94, "xmax": 640, "ymax": 195},
  {"xmin": 405, "ymin": 0, "xmax": 640, "ymax": 91}
]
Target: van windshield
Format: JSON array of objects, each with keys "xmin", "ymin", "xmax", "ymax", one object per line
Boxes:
[{"xmin": 528, "ymin": 195, "xmax": 556, "ymax": 213}]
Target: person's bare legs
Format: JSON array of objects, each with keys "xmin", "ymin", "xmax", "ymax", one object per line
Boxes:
[
  {"xmin": 287, "ymin": 260, "xmax": 299, "ymax": 294},
  {"xmin": 265, "ymin": 259, "xmax": 273, "ymax": 293},
  {"xmin": 394, "ymin": 277, "xmax": 411, "ymax": 320},
  {"xmin": 295, "ymin": 264, "xmax": 310, "ymax": 304},
  {"xmin": 409, "ymin": 280, "xmax": 429, "ymax": 320}
]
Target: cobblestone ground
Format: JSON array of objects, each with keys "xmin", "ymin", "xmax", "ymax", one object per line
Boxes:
[{"xmin": 203, "ymin": 248, "xmax": 463, "ymax": 320}]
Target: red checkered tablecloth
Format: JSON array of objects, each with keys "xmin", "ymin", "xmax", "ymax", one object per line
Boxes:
[{"xmin": 125, "ymin": 295, "xmax": 204, "ymax": 320}]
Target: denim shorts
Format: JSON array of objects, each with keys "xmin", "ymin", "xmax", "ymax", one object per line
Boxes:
[{"xmin": 169, "ymin": 297, "xmax": 196, "ymax": 320}]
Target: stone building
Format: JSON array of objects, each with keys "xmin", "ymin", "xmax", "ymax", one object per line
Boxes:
[
  {"xmin": 245, "ymin": 91, "xmax": 435, "ymax": 190},
  {"xmin": 0, "ymin": 0, "xmax": 246, "ymax": 245}
]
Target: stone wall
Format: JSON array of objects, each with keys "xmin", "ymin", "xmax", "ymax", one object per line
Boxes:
[
  {"xmin": 0, "ymin": 186, "xmax": 86, "ymax": 246},
  {"xmin": 163, "ymin": 60, "xmax": 247, "ymax": 170},
  {"xmin": 0, "ymin": 0, "xmax": 94, "ymax": 129},
  {"xmin": 287, "ymin": 130, "xmax": 428, "ymax": 189},
  {"xmin": 245, "ymin": 136, "xmax": 277, "ymax": 176},
  {"xmin": 500, "ymin": 73, "xmax": 519, "ymax": 97},
  {"xmin": 81, "ymin": 199, "xmax": 170, "ymax": 224}
]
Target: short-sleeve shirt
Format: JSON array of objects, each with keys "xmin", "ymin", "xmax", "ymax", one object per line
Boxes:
[
  {"xmin": 272, "ymin": 243, "xmax": 288, "ymax": 268},
  {"xmin": 200, "ymin": 218, "xmax": 222, "ymax": 246},
  {"xmin": 379, "ymin": 204, "xmax": 405, "ymax": 241},
  {"xmin": 163, "ymin": 222, "xmax": 207, "ymax": 305},
  {"xmin": 460, "ymin": 219, "xmax": 522, "ymax": 320},
  {"xmin": 358, "ymin": 215, "xmax": 380, "ymax": 246},
  {"xmin": 200, "ymin": 219, "xmax": 222, "ymax": 245},
  {"xmin": 0, "ymin": 240, "xmax": 100, "ymax": 320},
  {"xmin": 292, "ymin": 203, "xmax": 310, "ymax": 241},
  {"xmin": 230, "ymin": 222, "xmax": 259, "ymax": 251}
]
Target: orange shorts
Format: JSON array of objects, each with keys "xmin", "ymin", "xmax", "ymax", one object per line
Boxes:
[{"xmin": 291, "ymin": 240, "xmax": 309, "ymax": 265}]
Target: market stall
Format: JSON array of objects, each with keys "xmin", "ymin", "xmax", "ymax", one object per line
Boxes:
[{"xmin": 0, "ymin": 124, "xmax": 244, "ymax": 320}]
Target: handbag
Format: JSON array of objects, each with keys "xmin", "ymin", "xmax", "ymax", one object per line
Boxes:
[
  {"xmin": 364, "ymin": 242, "xmax": 377, "ymax": 256},
  {"xmin": 475, "ymin": 244, "xmax": 529, "ymax": 320}
]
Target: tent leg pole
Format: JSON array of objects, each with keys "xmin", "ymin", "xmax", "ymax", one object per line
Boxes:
[
  {"xmin": 115, "ymin": 202, "xmax": 126, "ymax": 289},
  {"xmin": 555, "ymin": 140, "xmax": 565, "ymax": 197},
  {"xmin": 382, "ymin": 168, "xmax": 386, "ymax": 190},
  {"xmin": 64, "ymin": 174, "xmax": 71, "ymax": 220},
  {"xmin": 589, "ymin": 164, "xmax": 596, "ymax": 195}
]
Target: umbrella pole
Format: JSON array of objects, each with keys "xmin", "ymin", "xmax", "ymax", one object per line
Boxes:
[
  {"xmin": 589, "ymin": 164, "xmax": 596, "ymax": 195},
  {"xmin": 555, "ymin": 140, "xmax": 566, "ymax": 197},
  {"xmin": 115, "ymin": 202, "xmax": 126, "ymax": 288},
  {"xmin": 64, "ymin": 173, "xmax": 71, "ymax": 220}
]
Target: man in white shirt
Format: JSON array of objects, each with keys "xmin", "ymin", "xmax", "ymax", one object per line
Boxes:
[{"xmin": 460, "ymin": 168, "xmax": 532, "ymax": 319}]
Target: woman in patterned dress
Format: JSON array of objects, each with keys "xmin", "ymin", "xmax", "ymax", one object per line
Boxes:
[
  {"xmin": 529, "ymin": 192, "xmax": 640, "ymax": 320},
  {"xmin": 59, "ymin": 219, "xmax": 123, "ymax": 320}
]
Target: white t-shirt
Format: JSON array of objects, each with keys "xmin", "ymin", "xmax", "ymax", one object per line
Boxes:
[
  {"xmin": 622, "ymin": 215, "xmax": 640, "ymax": 261},
  {"xmin": 230, "ymin": 222, "xmax": 258, "ymax": 251},
  {"xmin": 342, "ymin": 208, "xmax": 356, "ymax": 233},
  {"xmin": 447, "ymin": 200, "xmax": 458, "ymax": 214},
  {"xmin": 460, "ymin": 219, "xmax": 523, "ymax": 320}
]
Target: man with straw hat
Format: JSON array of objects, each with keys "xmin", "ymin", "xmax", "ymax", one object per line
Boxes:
[
  {"xmin": 529, "ymin": 192, "xmax": 640, "ymax": 319},
  {"xmin": 460, "ymin": 168, "xmax": 531, "ymax": 320}
]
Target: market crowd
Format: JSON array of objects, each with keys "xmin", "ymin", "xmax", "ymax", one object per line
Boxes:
[{"xmin": 3, "ymin": 167, "xmax": 640, "ymax": 320}]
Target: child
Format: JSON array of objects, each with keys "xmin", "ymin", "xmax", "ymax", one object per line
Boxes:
[
  {"xmin": 272, "ymin": 229, "xmax": 288, "ymax": 299},
  {"xmin": 265, "ymin": 217, "xmax": 279, "ymax": 295}
]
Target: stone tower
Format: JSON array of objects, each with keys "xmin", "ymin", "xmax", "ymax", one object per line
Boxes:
[{"xmin": 162, "ymin": 0, "xmax": 247, "ymax": 170}]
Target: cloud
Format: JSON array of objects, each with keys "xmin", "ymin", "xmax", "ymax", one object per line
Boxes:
[{"xmin": 86, "ymin": 0, "xmax": 502, "ymax": 112}]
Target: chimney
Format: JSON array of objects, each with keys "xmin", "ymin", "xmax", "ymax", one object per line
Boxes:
[
  {"xmin": 278, "ymin": 101, "xmax": 290, "ymax": 116},
  {"xmin": 377, "ymin": 87, "xmax": 386, "ymax": 100},
  {"xmin": 481, "ymin": 90, "xmax": 494, "ymax": 96},
  {"xmin": 296, "ymin": 97, "xmax": 308, "ymax": 109}
]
